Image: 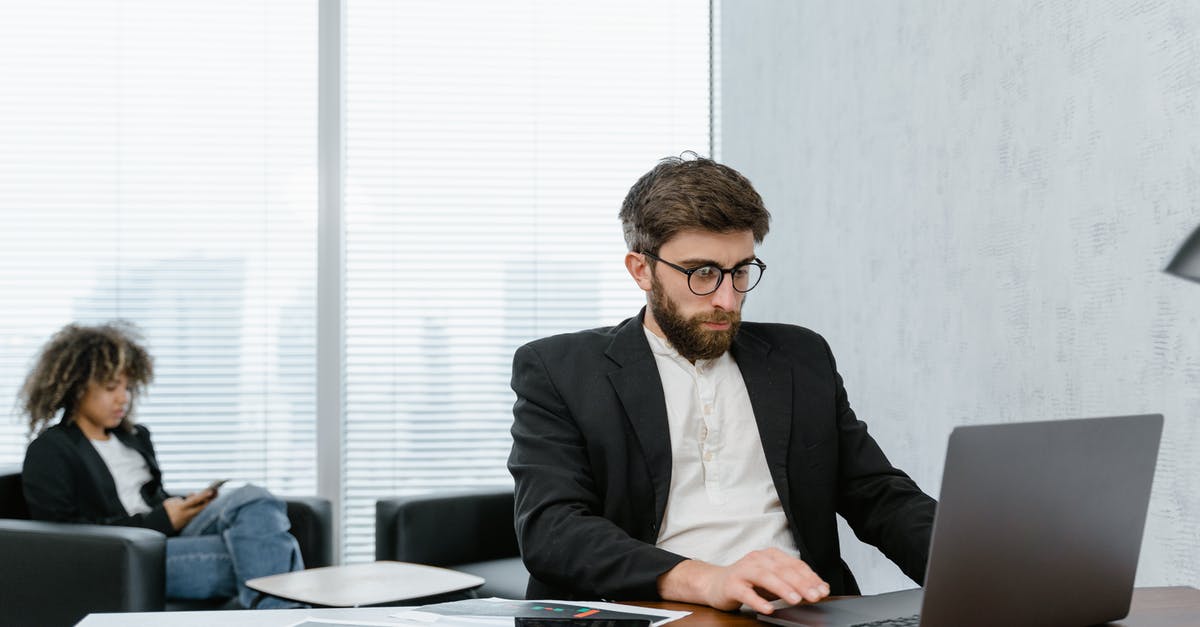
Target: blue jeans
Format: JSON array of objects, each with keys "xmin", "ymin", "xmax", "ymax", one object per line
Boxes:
[{"xmin": 165, "ymin": 484, "xmax": 305, "ymax": 609}]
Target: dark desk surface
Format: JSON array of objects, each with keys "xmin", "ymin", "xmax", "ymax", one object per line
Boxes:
[{"xmin": 636, "ymin": 586, "xmax": 1200, "ymax": 627}]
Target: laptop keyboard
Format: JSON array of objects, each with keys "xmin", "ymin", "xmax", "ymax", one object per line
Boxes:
[{"xmin": 851, "ymin": 614, "xmax": 920, "ymax": 627}]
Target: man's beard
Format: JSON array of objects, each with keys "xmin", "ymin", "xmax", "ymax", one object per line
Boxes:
[{"xmin": 649, "ymin": 275, "xmax": 741, "ymax": 362}]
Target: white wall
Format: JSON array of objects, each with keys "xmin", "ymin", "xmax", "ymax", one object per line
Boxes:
[{"xmin": 720, "ymin": 0, "xmax": 1200, "ymax": 593}]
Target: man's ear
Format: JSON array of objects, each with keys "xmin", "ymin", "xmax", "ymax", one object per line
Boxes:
[{"xmin": 625, "ymin": 252, "xmax": 653, "ymax": 292}]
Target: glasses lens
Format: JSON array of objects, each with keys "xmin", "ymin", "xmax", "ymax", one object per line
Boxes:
[
  {"xmin": 732, "ymin": 262, "xmax": 764, "ymax": 292},
  {"xmin": 688, "ymin": 265, "xmax": 723, "ymax": 295}
]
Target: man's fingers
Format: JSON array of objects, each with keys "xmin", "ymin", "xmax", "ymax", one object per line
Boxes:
[
  {"xmin": 735, "ymin": 551, "xmax": 829, "ymax": 606},
  {"xmin": 743, "ymin": 570, "xmax": 804, "ymax": 607},
  {"xmin": 772, "ymin": 562, "xmax": 828, "ymax": 603},
  {"xmin": 697, "ymin": 551, "xmax": 833, "ymax": 614},
  {"xmin": 731, "ymin": 582, "xmax": 776, "ymax": 615},
  {"xmin": 756, "ymin": 572, "xmax": 825, "ymax": 606},
  {"xmin": 763, "ymin": 552, "xmax": 816, "ymax": 603}
]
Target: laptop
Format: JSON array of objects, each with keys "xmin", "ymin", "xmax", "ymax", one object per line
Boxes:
[{"xmin": 759, "ymin": 413, "xmax": 1163, "ymax": 627}]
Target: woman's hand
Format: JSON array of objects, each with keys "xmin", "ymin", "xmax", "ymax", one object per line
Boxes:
[{"xmin": 163, "ymin": 490, "xmax": 216, "ymax": 530}]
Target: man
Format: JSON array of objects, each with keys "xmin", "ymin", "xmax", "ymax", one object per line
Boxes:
[{"xmin": 508, "ymin": 155, "xmax": 935, "ymax": 614}]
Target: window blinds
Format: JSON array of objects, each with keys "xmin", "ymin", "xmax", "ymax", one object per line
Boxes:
[
  {"xmin": 0, "ymin": 1, "xmax": 319, "ymax": 496},
  {"xmin": 0, "ymin": 1, "xmax": 708, "ymax": 565},
  {"xmin": 342, "ymin": 0, "xmax": 710, "ymax": 562}
]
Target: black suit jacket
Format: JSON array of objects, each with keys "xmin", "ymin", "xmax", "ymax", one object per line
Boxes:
[
  {"xmin": 508, "ymin": 310, "xmax": 936, "ymax": 601},
  {"xmin": 23, "ymin": 421, "xmax": 176, "ymax": 535}
]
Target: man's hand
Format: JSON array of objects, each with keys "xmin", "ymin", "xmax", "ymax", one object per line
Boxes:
[
  {"xmin": 656, "ymin": 548, "xmax": 830, "ymax": 614},
  {"xmin": 163, "ymin": 490, "xmax": 215, "ymax": 531}
]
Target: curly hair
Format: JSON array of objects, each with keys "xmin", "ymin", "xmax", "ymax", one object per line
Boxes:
[
  {"xmin": 619, "ymin": 152, "xmax": 771, "ymax": 255},
  {"xmin": 19, "ymin": 321, "xmax": 154, "ymax": 436}
]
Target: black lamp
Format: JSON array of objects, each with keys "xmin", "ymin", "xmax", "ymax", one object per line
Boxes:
[{"xmin": 1166, "ymin": 225, "xmax": 1200, "ymax": 284}]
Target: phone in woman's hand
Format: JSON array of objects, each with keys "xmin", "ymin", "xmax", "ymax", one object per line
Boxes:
[{"xmin": 205, "ymin": 478, "xmax": 230, "ymax": 494}]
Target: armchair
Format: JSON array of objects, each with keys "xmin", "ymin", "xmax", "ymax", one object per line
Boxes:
[
  {"xmin": 376, "ymin": 489, "xmax": 529, "ymax": 599},
  {"xmin": 0, "ymin": 466, "xmax": 333, "ymax": 627}
]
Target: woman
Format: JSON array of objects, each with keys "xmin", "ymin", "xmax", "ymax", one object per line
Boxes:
[{"xmin": 19, "ymin": 321, "xmax": 305, "ymax": 609}]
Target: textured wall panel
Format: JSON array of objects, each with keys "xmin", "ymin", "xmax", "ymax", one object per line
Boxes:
[{"xmin": 721, "ymin": 0, "xmax": 1200, "ymax": 593}]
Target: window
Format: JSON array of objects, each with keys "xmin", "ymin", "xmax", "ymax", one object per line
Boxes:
[
  {"xmin": 0, "ymin": 0, "xmax": 710, "ymax": 563},
  {"xmin": 0, "ymin": 0, "xmax": 318, "ymax": 494},
  {"xmin": 342, "ymin": 0, "xmax": 710, "ymax": 562}
]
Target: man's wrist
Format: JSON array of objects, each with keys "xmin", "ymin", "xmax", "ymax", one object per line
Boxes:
[{"xmin": 657, "ymin": 559, "xmax": 716, "ymax": 605}]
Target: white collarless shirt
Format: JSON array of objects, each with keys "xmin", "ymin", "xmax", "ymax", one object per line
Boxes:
[
  {"xmin": 645, "ymin": 327, "xmax": 799, "ymax": 566},
  {"xmin": 89, "ymin": 435, "xmax": 153, "ymax": 516}
]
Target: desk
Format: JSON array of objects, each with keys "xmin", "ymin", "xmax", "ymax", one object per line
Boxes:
[
  {"xmin": 76, "ymin": 587, "xmax": 1200, "ymax": 627},
  {"xmin": 634, "ymin": 588, "xmax": 1200, "ymax": 627}
]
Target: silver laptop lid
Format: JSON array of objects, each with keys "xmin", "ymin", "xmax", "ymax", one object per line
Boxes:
[{"xmin": 920, "ymin": 413, "xmax": 1163, "ymax": 627}]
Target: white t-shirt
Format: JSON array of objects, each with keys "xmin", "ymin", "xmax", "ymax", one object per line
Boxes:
[
  {"xmin": 645, "ymin": 327, "xmax": 800, "ymax": 566},
  {"xmin": 89, "ymin": 436, "xmax": 154, "ymax": 516}
]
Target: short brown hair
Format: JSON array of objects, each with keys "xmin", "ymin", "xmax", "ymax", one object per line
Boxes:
[
  {"xmin": 19, "ymin": 321, "xmax": 154, "ymax": 435},
  {"xmin": 619, "ymin": 152, "xmax": 771, "ymax": 254}
]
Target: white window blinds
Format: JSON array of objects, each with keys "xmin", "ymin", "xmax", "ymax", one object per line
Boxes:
[
  {"xmin": 0, "ymin": 1, "xmax": 709, "ymax": 565},
  {"xmin": 342, "ymin": 0, "xmax": 710, "ymax": 562},
  {"xmin": 0, "ymin": 1, "xmax": 319, "ymax": 495}
]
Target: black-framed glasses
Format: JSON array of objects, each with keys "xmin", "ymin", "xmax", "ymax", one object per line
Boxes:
[{"xmin": 642, "ymin": 252, "xmax": 766, "ymax": 296}]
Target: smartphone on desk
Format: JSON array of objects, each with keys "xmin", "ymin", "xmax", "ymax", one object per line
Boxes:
[{"xmin": 515, "ymin": 619, "xmax": 651, "ymax": 627}]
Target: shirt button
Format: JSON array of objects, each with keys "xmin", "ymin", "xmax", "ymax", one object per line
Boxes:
[
  {"xmin": 703, "ymin": 404, "xmax": 713, "ymax": 415},
  {"xmin": 703, "ymin": 451, "xmax": 714, "ymax": 462}
]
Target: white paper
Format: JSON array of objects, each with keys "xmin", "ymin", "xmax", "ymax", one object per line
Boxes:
[
  {"xmin": 388, "ymin": 598, "xmax": 690, "ymax": 627},
  {"xmin": 286, "ymin": 614, "xmax": 412, "ymax": 619}
]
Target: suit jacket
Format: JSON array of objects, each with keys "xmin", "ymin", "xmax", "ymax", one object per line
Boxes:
[
  {"xmin": 23, "ymin": 420, "xmax": 176, "ymax": 535},
  {"xmin": 508, "ymin": 310, "xmax": 936, "ymax": 601}
]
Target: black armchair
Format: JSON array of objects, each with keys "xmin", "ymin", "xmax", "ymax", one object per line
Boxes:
[
  {"xmin": 0, "ymin": 466, "xmax": 333, "ymax": 627},
  {"xmin": 376, "ymin": 489, "xmax": 529, "ymax": 599}
]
